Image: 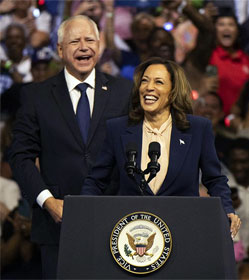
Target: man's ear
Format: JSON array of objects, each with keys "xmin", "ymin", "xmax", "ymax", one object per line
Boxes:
[{"xmin": 57, "ymin": 43, "xmax": 63, "ymax": 59}]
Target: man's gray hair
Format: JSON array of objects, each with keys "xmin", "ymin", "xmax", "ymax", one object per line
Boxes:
[{"xmin": 57, "ymin": 15, "xmax": 100, "ymax": 43}]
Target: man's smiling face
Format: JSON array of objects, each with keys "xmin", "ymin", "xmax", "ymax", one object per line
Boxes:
[{"xmin": 57, "ymin": 18, "xmax": 100, "ymax": 81}]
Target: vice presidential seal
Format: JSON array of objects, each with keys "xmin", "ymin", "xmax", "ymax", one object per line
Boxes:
[{"xmin": 110, "ymin": 211, "xmax": 172, "ymax": 274}]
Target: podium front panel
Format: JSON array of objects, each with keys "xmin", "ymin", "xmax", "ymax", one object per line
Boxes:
[{"xmin": 57, "ymin": 196, "xmax": 236, "ymax": 279}]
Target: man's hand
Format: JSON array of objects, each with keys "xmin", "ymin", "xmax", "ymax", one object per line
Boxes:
[
  {"xmin": 227, "ymin": 213, "xmax": 241, "ymax": 240},
  {"xmin": 43, "ymin": 197, "xmax": 64, "ymax": 223}
]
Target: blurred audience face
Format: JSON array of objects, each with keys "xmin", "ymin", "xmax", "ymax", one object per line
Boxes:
[
  {"xmin": 57, "ymin": 17, "xmax": 100, "ymax": 81},
  {"xmin": 132, "ymin": 14, "xmax": 155, "ymax": 53},
  {"xmin": 229, "ymin": 148, "xmax": 249, "ymax": 186},
  {"xmin": 193, "ymin": 94, "xmax": 224, "ymax": 130},
  {"xmin": 139, "ymin": 64, "xmax": 172, "ymax": 117},
  {"xmin": 31, "ymin": 62, "xmax": 51, "ymax": 82},
  {"xmin": 84, "ymin": 0, "xmax": 104, "ymax": 25},
  {"xmin": 215, "ymin": 17, "xmax": 238, "ymax": 49},
  {"xmin": 5, "ymin": 25, "xmax": 26, "ymax": 62},
  {"xmin": 148, "ymin": 28, "xmax": 175, "ymax": 60}
]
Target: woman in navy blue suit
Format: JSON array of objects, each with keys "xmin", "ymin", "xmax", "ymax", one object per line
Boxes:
[{"xmin": 82, "ymin": 57, "xmax": 241, "ymax": 238}]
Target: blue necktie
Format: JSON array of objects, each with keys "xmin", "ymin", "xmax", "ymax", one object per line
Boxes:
[{"xmin": 76, "ymin": 83, "xmax": 90, "ymax": 144}]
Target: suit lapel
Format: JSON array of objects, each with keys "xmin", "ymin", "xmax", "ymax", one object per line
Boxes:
[
  {"xmin": 157, "ymin": 123, "xmax": 192, "ymax": 195},
  {"xmin": 87, "ymin": 71, "xmax": 109, "ymax": 146},
  {"xmin": 52, "ymin": 71, "xmax": 85, "ymax": 150}
]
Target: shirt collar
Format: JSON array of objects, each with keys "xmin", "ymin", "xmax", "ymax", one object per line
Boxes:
[
  {"xmin": 144, "ymin": 114, "xmax": 172, "ymax": 135},
  {"xmin": 216, "ymin": 46, "xmax": 244, "ymax": 61},
  {"xmin": 64, "ymin": 67, "xmax": 96, "ymax": 92}
]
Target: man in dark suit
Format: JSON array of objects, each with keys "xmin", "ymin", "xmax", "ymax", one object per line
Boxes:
[{"xmin": 9, "ymin": 15, "xmax": 132, "ymax": 279}]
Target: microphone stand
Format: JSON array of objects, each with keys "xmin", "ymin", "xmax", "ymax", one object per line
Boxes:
[
  {"xmin": 136, "ymin": 168, "xmax": 148, "ymax": 196},
  {"xmin": 129, "ymin": 166, "xmax": 154, "ymax": 196}
]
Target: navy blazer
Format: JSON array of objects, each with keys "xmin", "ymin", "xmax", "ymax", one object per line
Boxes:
[
  {"xmin": 82, "ymin": 115, "xmax": 234, "ymax": 214},
  {"xmin": 9, "ymin": 70, "xmax": 132, "ymax": 244}
]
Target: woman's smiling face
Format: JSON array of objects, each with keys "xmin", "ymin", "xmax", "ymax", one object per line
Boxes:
[{"xmin": 139, "ymin": 64, "xmax": 172, "ymax": 117}]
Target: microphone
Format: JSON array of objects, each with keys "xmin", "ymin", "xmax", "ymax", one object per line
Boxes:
[
  {"xmin": 147, "ymin": 142, "xmax": 161, "ymax": 183},
  {"xmin": 125, "ymin": 143, "xmax": 137, "ymax": 177}
]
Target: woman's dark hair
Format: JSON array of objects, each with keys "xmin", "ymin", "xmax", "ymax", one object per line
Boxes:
[{"xmin": 128, "ymin": 57, "xmax": 193, "ymax": 130}]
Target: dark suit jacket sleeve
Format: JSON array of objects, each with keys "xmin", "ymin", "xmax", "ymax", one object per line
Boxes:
[
  {"xmin": 199, "ymin": 120, "xmax": 234, "ymax": 214},
  {"xmin": 81, "ymin": 121, "xmax": 116, "ymax": 195},
  {"xmin": 9, "ymin": 86, "xmax": 47, "ymax": 205}
]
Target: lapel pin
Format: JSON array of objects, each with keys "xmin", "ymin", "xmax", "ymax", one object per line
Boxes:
[
  {"xmin": 102, "ymin": 86, "xmax": 107, "ymax": 90},
  {"xmin": 179, "ymin": 139, "xmax": 185, "ymax": 145}
]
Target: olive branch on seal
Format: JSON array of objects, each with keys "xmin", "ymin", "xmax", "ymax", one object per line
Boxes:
[{"xmin": 124, "ymin": 244, "xmax": 133, "ymax": 259}]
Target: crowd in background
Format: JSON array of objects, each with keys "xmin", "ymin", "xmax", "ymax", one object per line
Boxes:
[{"xmin": 0, "ymin": 0, "xmax": 249, "ymax": 279}]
